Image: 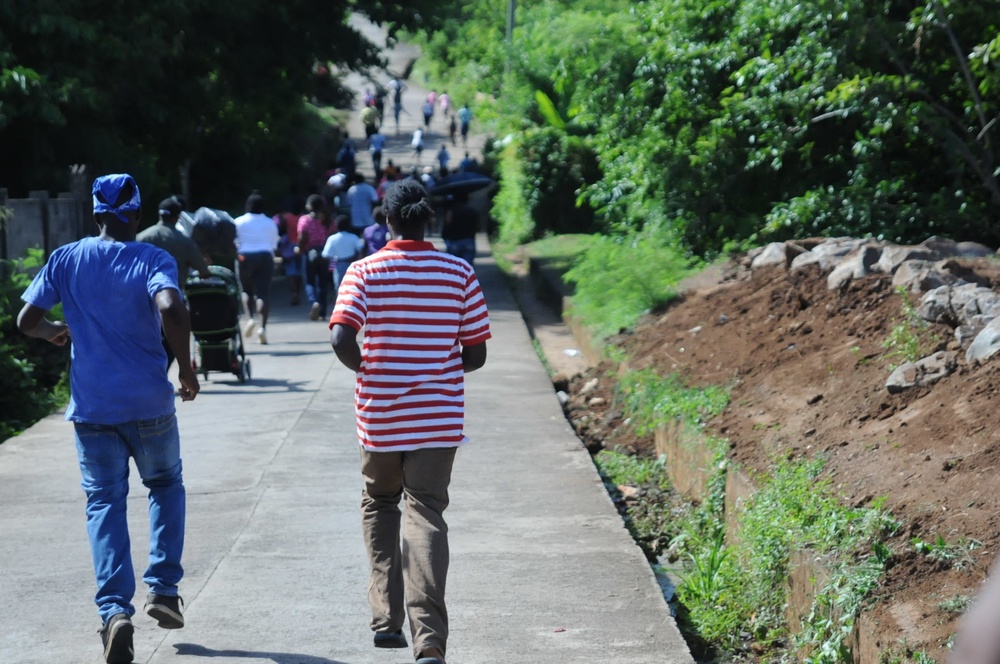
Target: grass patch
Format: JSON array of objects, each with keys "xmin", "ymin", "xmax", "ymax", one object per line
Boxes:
[
  {"xmin": 617, "ymin": 368, "xmax": 730, "ymax": 434},
  {"xmin": 595, "ymin": 450, "xmax": 670, "ymax": 491},
  {"xmin": 523, "ymin": 234, "xmax": 598, "ymax": 272},
  {"xmin": 674, "ymin": 457, "xmax": 898, "ymax": 660},
  {"xmin": 593, "ymin": 449, "xmax": 682, "ymax": 558},
  {"xmin": 564, "ymin": 231, "xmax": 697, "ymax": 339}
]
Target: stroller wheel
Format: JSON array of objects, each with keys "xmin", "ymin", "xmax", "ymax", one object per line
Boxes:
[
  {"xmin": 243, "ymin": 359, "xmax": 252, "ymax": 382},
  {"xmin": 236, "ymin": 359, "xmax": 246, "ymax": 384}
]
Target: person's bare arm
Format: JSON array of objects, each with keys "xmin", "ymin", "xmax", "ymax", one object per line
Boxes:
[
  {"xmin": 17, "ymin": 303, "xmax": 70, "ymax": 346},
  {"xmin": 462, "ymin": 342, "xmax": 487, "ymax": 373},
  {"xmin": 330, "ymin": 323, "xmax": 362, "ymax": 372},
  {"xmin": 189, "ymin": 241, "xmax": 211, "ymax": 279},
  {"xmin": 156, "ymin": 288, "xmax": 200, "ymax": 401}
]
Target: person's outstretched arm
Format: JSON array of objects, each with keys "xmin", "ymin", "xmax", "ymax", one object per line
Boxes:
[{"xmin": 156, "ymin": 288, "xmax": 200, "ymax": 401}]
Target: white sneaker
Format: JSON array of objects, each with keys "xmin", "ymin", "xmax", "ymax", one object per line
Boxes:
[
  {"xmin": 243, "ymin": 319, "xmax": 256, "ymax": 337},
  {"xmin": 256, "ymin": 327, "xmax": 267, "ymax": 345},
  {"xmin": 309, "ymin": 302, "xmax": 320, "ymax": 321}
]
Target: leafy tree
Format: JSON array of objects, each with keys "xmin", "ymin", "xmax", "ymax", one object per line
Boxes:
[
  {"xmin": 427, "ymin": 0, "xmax": 1000, "ymax": 256},
  {"xmin": 0, "ymin": 1, "xmax": 459, "ymax": 205}
]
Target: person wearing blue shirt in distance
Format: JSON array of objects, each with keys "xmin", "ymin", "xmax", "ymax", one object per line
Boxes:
[
  {"xmin": 17, "ymin": 173, "xmax": 199, "ymax": 664},
  {"xmin": 322, "ymin": 215, "xmax": 366, "ymax": 292},
  {"xmin": 347, "ymin": 173, "xmax": 380, "ymax": 236},
  {"xmin": 368, "ymin": 130, "xmax": 387, "ymax": 179}
]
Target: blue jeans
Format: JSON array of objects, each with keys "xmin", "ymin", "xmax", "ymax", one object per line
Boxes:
[
  {"xmin": 74, "ymin": 414, "xmax": 185, "ymax": 622},
  {"xmin": 445, "ymin": 238, "xmax": 476, "ymax": 268},
  {"xmin": 304, "ymin": 249, "xmax": 330, "ymax": 317}
]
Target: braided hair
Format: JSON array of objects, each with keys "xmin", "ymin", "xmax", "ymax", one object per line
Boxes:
[{"xmin": 383, "ymin": 179, "xmax": 433, "ymax": 231}]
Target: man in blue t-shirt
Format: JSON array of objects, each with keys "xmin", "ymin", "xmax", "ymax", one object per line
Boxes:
[
  {"xmin": 346, "ymin": 173, "xmax": 380, "ymax": 234},
  {"xmin": 18, "ymin": 173, "xmax": 199, "ymax": 664}
]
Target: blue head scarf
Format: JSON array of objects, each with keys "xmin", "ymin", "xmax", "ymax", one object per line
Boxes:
[{"xmin": 92, "ymin": 173, "xmax": 141, "ymax": 223}]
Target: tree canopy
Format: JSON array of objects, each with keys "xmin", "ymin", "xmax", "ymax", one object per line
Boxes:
[
  {"xmin": 417, "ymin": 0, "xmax": 1000, "ymax": 255},
  {"xmin": 0, "ymin": 1, "xmax": 454, "ymax": 204}
]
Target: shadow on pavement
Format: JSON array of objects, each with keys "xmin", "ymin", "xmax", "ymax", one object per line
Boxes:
[
  {"xmin": 199, "ymin": 377, "xmax": 312, "ymax": 393},
  {"xmin": 174, "ymin": 642, "xmax": 349, "ymax": 664}
]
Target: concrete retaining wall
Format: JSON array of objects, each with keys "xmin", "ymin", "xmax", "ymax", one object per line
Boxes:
[{"xmin": 535, "ymin": 257, "xmax": 883, "ymax": 663}]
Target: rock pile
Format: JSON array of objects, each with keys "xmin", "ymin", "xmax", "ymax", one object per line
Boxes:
[{"xmin": 747, "ymin": 236, "xmax": 1000, "ymax": 391}]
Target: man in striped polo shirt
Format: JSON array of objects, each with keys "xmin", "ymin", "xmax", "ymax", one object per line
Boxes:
[{"xmin": 329, "ymin": 179, "xmax": 489, "ymax": 664}]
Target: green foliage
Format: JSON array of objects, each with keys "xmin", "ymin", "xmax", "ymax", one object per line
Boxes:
[
  {"xmin": 0, "ymin": 249, "xmax": 70, "ymax": 441},
  {"xmin": 675, "ymin": 458, "xmax": 898, "ymax": 658},
  {"xmin": 617, "ymin": 369, "xmax": 730, "ymax": 435},
  {"xmin": 912, "ymin": 535, "xmax": 982, "ymax": 569},
  {"xmin": 594, "ymin": 450, "xmax": 671, "ymax": 492},
  {"xmin": 881, "ymin": 287, "xmax": 942, "ymax": 368},
  {"xmin": 492, "ymin": 142, "xmax": 535, "ymax": 245},
  {"xmin": 0, "ymin": 1, "xmax": 456, "ymax": 204},
  {"xmin": 564, "ymin": 232, "xmax": 696, "ymax": 339},
  {"xmin": 431, "ymin": 0, "xmax": 1000, "ymax": 258},
  {"xmin": 593, "ymin": 448, "xmax": 681, "ymax": 557},
  {"xmin": 518, "ymin": 127, "xmax": 602, "ymax": 236}
]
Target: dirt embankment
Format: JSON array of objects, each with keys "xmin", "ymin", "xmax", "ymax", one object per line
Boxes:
[{"xmin": 562, "ymin": 258, "xmax": 1000, "ymax": 662}]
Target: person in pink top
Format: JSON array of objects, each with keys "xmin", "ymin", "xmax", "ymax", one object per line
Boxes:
[
  {"xmin": 296, "ymin": 194, "xmax": 334, "ymax": 320},
  {"xmin": 329, "ymin": 179, "xmax": 490, "ymax": 664}
]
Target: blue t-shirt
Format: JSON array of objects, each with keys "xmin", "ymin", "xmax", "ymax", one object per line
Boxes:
[{"xmin": 22, "ymin": 237, "xmax": 180, "ymax": 424}]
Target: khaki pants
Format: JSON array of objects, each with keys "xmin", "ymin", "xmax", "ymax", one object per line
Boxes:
[{"xmin": 360, "ymin": 446, "xmax": 457, "ymax": 658}]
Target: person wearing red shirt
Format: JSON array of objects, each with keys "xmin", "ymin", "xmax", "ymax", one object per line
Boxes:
[{"xmin": 329, "ymin": 179, "xmax": 490, "ymax": 664}]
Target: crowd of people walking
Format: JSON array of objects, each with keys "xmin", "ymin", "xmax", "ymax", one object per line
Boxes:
[{"xmin": 12, "ymin": 63, "xmax": 491, "ymax": 664}]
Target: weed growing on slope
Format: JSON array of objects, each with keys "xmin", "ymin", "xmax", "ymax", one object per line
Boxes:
[
  {"xmin": 882, "ymin": 287, "xmax": 942, "ymax": 369},
  {"xmin": 675, "ymin": 458, "xmax": 898, "ymax": 661},
  {"xmin": 617, "ymin": 368, "xmax": 730, "ymax": 435}
]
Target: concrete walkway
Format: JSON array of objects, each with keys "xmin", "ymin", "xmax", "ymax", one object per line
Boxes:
[
  {"xmin": 0, "ymin": 245, "xmax": 691, "ymax": 664},
  {"xmin": 339, "ymin": 16, "xmax": 488, "ymax": 184}
]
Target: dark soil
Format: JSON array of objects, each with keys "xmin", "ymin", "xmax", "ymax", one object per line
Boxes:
[{"xmin": 560, "ymin": 258, "xmax": 1000, "ymax": 663}]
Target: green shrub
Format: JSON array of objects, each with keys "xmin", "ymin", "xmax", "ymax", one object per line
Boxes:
[
  {"xmin": 518, "ymin": 127, "xmax": 601, "ymax": 237},
  {"xmin": 492, "ymin": 141, "xmax": 535, "ymax": 246},
  {"xmin": 1, "ymin": 249, "xmax": 70, "ymax": 441},
  {"xmin": 564, "ymin": 232, "xmax": 696, "ymax": 339}
]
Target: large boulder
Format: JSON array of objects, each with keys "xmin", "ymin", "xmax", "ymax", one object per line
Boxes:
[
  {"xmin": 885, "ymin": 351, "xmax": 957, "ymax": 393},
  {"xmin": 967, "ymin": 317, "xmax": 1000, "ymax": 363},
  {"xmin": 827, "ymin": 244, "xmax": 883, "ymax": 290},
  {"xmin": 876, "ymin": 245, "xmax": 939, "ymax": 274},
  {"xmin": 750, "ymin": 242, "xmax": 787, "ymax": 269},
  {"xmin": 791, "ymin": 238, "xmax": 868, "ymax": 272},
  {"xmin": 919, "ymin": 284, "xmax": 1000, "ymax": 326}
]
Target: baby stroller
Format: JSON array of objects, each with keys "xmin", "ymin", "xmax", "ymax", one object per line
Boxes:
[{"xmin": 185, "ymin": 265, "xmax": 250, "ymax": 383}]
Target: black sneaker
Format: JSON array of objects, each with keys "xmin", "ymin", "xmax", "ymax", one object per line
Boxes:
[
  {"xmin": 99, "ymin": 613, "xmax": 134, "ymax": 664},
  {"xmin": 373, "ymin": 629, "xmax": 408, "ymax": 648},
  {"xmin": 144, "ymin": 592, "xmax": 184, "ymax": 629}
]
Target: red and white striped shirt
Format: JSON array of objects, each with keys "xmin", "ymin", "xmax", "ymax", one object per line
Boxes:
[{"xmin": 329, "ymin": 240, "xmax": 491, "ymax": 451}]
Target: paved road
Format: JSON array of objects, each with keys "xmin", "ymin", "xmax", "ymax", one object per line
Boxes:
[
  {"xmin": 0, "ymin": 244, "xmax": 691, "ymax": 664},
  {"xmin": 0, "ymin": 23, "xmax": 691, "ymax": 664},
  {"xmin": 340, "ymin": 16, "xmax": 486, "ymax": 184}
]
